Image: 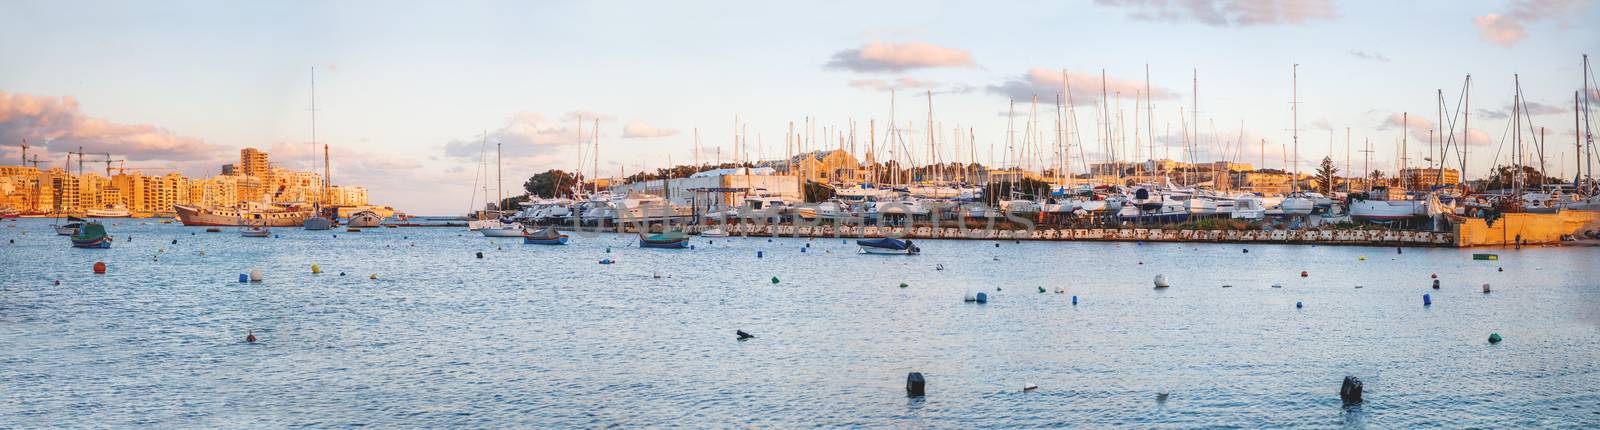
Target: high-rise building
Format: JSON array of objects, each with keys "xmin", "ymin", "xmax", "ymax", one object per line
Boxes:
[{"xmin": 240, "ymin": 148, "xmax": 269, "ymax": 177}]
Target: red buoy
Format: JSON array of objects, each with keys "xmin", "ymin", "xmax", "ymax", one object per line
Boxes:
[
  {"xmin": 246, "ymin": 332, "xmax": 257, "ymax": 343},
  {"xmin": 1430, "ymin": 273, "xmax": 1437, "ymax": 279},
  {"xmin": 93, "ymin": 262, "xmax": 106, "ymax": 274},
  {"xmin": 1300, "ymin": 271, "xmax": 1308, "ymax": 278}
]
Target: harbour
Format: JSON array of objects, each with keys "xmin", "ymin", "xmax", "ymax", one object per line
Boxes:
[{"xmin": 2, "ymin": 217, "xmax": 1597, "ymax": 427}]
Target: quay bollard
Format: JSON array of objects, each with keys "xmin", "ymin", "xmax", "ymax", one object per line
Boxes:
[
  {"xmin": 1340, "ymin": 376, "xmax": 1363, "ymax": 403},
  {"xmin": 906, "ymin": 372, "xmax": 926, "ymax": 397}
]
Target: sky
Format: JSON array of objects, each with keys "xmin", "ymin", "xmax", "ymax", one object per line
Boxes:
[{"xmin": 3, "ymin": 0, "xmax": 1599, "ymax": 214}]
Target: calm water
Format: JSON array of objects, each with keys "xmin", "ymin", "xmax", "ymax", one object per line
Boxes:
[{"xmin": 2, "ymin": 218, "xmax": 1598, "ymax": 428}]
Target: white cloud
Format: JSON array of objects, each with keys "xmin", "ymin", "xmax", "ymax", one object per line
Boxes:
[
  {"xmin": 621, "ymin": 122, "xmax": 678, "ymax": 139},
  {"xmin": 1095, "ymin": 0, "xmax": 1337, "ymax": 27},
  {"xmin": 987, "ymin": 68, "xmax": 1179, "ymax": 105}
]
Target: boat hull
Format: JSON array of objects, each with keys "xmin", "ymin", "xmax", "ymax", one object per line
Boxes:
[
  {"xmin": 70, "ymin": 236, "xmax": 112, "ymax": 248},
  {"xmin": 639, "ymin": 239, "xmax": 689, "ymax": 249},
  {"xmin": 524, "ymin": 235, "xmax": 570, "ymax": 245},
  {"xmin": 347, "ymin": 211, "xmax": 383, "ymax": 228},
  {"xmin": 859, "ymin": 246, "xmax": 916, "ymax": 255},
  {"xmin": 174, "ymin": 204, "xmax": 309, "ymax": 227},
  {"xmin": 481, "ymin": 227, "xmax": 526, "ymax": 237},
  {"xmin": 240, "ymin": 229, "xmax": 271, "ymax": 238},
  {"xmin": 303, "ymin": 217, "xmax": 334, "ymax": 230}
]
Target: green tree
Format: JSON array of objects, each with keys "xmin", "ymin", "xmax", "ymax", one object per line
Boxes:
[
  {"xmin": 1314, "ymin": 156, "xmax": 1339, "ymax": 193},
  {"xmin": 523, "ymin": 169, "xmax": 583, "ymax": 198}
]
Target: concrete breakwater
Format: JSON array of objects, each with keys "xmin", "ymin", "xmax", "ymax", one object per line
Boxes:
[{"xmin": 617, "ymin": 223, "xmax": 1459, "ymax": 247}]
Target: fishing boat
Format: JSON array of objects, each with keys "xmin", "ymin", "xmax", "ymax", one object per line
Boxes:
[
  {"xmin": 69, "ymin": 221, "xmax": 113, "ymax": 248},
  {"xmin": 480, "ymin": 222, "xmax": 526, "ymax": 237},
  {"xmin": 175, "ymin": 203, "xmax": 312, "ymax": 227},
  {"xmin": 857, "ymin": 237, "xmax": 920, "ymax": 255},
  {"xmin": 522, "ymin": 227, "xmax": 569, "ymax": 245},
  {"xmin": 347, "ymin": 210, "xmax": 383, "ymax": 228},
  {"xmin": 639, "ymin": 231, "xmax": 690, "ymax": 249},
  {"xmin": 699, "ymin": 228, "xmax": 729, "ymax": 237}
]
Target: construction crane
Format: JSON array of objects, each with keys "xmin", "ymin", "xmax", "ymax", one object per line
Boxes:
[{"xmin": 66, "ymin": 147, "xmax": 125, "ymax": 176}]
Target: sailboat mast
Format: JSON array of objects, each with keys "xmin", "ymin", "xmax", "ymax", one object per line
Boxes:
[{"xmin": 1291, "ymin": 63, "xmax": 1299, "ymax": 192}]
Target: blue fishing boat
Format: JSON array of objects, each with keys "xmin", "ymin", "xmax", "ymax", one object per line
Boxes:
[
  {"xmin": 523, "ymin": 227, "xmax": 570, "ymax": 245},
  {"xmin": 639, "ymin": 231, "xmax": 689, "ymax": 249},
  {"xmin": 857, "ymin": 237, "xmax": 919, "ymax": 255},
  {"xmin": 69, "ymin": 221, "xmax": 113, "ymax": 249}
]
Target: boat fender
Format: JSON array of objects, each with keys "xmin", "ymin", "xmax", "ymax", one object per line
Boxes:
[
  {"xmin": 1432, "ymin": 279, "xmax": 1440, "ymax": 289},
  {"xmin": 1072, "ymin": 295, "xmax": 1078, "ymax": 305},
  {"xmin": 249, "ymin": 270, "xmax": 262, "ymax": 282},
  {"xmin": 1340, "ymin": 376, "xmax": 1362, "ymax": 403},
  {"xmin": 246, "ymin": 331, "xmax": 257, "ymax": 343},
  {"xmin": 93, "ymin": 262, "xmax": 106, "ymax": 274},
  {"xmin": 736, "ymin": 330, "xmax": 754, "ymax": 340}
]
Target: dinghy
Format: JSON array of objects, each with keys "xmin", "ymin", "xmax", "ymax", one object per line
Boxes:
[
  {"xmin": 857, "ymin": 237, "xmax": 920, "ymax": 255},
  {"xmin": 523, "ymin": 227, "xmax": 570, "ymax": 245},
  {"xmin": 639, "ymin": 231, "xmax": 690, "ymax": 249}
]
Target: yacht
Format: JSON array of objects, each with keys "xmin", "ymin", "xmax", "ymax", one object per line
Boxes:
[
  {"xmin": 85, "ymin": 206, "xmax": 132, "ymax": 218},
  {"xmin": 1349, "ymin": 187, "xmax": 1419, "ymax": 222}
]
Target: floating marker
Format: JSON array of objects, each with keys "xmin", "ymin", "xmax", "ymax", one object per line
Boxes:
[
  {"xmin": 1359, "ymin": 256, "xmax": 1367, "ymax": 261},
  {"xmin": 1432, "ymin": 279, "xmax": 1440, "ymax": 289},
  {"xmin": 935, "ymin": 264, "xmax": 944, "ymax": 271},
  {"xmin": 246, "ymin": 332, "xmax": 257, "ymax": 343},
  {"xmin": 1072, "ymin": 295, "xmax": 1078, "ymax": 305},
  {"xmin": 311, "ymin": 264, "xmax": 321, "ymax": 274},
  {"xmin": 93, "ymin": 262, "xmax": 106, "ymax": 274},
  {"xmin": 1340, "ymin": 376, "xmax": 1363, "ymax": 403},
  {"xmin": 800, "ymin": 247, "xmax": 806, "ymax": 253},
  {"xmin": 1038, "ymin": 286, "xmax": 1046, "ymax": 293},
  {"xmin": 1423, "ymin": 293, "xmax": 1432, "ymax": 306},
  {"xmin": 239, "ymin": 273, "xmax": 249, "ymax": 283},
  {"xmin": 606, "ymin": 247, "xmax": 611, "ymax": 253},
  {"xmin": 339, "ymin": 272, "xmax": 346, "ymax": 276},
  {"xmin": 369, "ymin": 273, "xmax": 378, "ymax": 280},
  {"xmin": 249, "ymin": 270, "xmax": 262, "ymax": 282},
  {"xmin": 906, "ymin": 372, "xmax": 926, "ymax": 397},
  {"xmin": 1296, "ymin": 301, "xmax": 1303, "ymax": 309},
  {"xmin": 900, "ymin": 283, "xmax": 908, "ymax": 288},
  {"xmin": 1156, "ymin": 391, "xmax": 1170, "ymax": 401},
  {"xmin": 771, "ymin": 276, "xmax": 780, "ymax": 284},
  {"xmin": 757, "ymin": 251, "xmax": 763, "ymax": 258},
  {"xmin": 599, "ymin": 258, "xmax": 614, "ymax": 265},
  {"xmin": 1242, "ymin": 248, "xmax": 1249, "ymax": 253},
  {"xmin": 1023, "ymin": 384, "xmax": 1038, "ymax": 392},
  {"xmin": 1488, "ymin": 332, "xmax": 1502, "ymax": 344},
  {"xmin": 171, "ymin": 239, "xmax": 177, "ymax": 244},
  {"xmin": 1153, "ymin": 274, "xmax": 1169, "ymax": 288},
  {"xmin": 1430, "ymin": 273, "xmax": 1438, "ymax": 279},
  {"xmin": 1482, "ymin": 283, "xmax": 1491, "ymax": 293},
  {"xmin": 476, "ymin": 252, "xmax": 483, "ymax": 259},
  {"xmin": 1300, "ymin": 271, "xmax": 1308, "ymax": 278},
  {"xmin": 975, "ymin": 292, "xmax": 988, "ymax": 303}
]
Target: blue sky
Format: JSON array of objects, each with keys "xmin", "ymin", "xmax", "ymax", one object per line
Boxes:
[{"xmin": 3, "ymin": 0, "xmax": 1598, "ymax": 214}]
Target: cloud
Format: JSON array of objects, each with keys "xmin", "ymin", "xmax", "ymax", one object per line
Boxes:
[
  {"xmin": 560, "ymin": 110, "xmax": 617, "ymax": 123},
  {"xmin": 987, "ymin": 68, "xmax": 1179, "ymax": 105},
  {"xmin": 1472, "ymin": 0, "xmax": 1588, "ymax": 47},
  {"xmin": 848, "ymin": 77, "xmax": 943, "ymax": 92},
  {"xmin": 441, "ymin": 111, "xmax": 596, "ymax": 160},
  {"xmin": 0, "ymin": 91, "xmax": 229, "ymax": 170},
  {"xmin": 621, "ymin": 122, "xmax": 679, "ymax": 139},
  {"xmin": 1476, "ymin": 100, "xmax": 1570, "ymax": 119},
  {"xmin": 824, "ymin": 42, "xmax": 976, "ymax": 72},
  {"xmin": 1348, "ymin": 50, "xmax": 1390, "ymax": 62},
  {"xmin": 1379, "ymin": 112, "xmax": 1494, "ymax": 147},
  {"xmin": 1094, "ymin": 0, "xmax": 1337, "ymax": 27}
]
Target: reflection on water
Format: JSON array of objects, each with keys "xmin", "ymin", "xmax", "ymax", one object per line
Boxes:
[{"xmin": 2, "ymin": 219, "xmax": 1598, "ymax": 428}]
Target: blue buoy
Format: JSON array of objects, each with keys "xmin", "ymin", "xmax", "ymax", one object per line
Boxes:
[
  {"xmin": 1072, "ymin": 295, "xmax": 1078, "ymax": 305},
  {"xmin": 757, "ymin": 251, "xmax": 764, "ymax": 258},
  {"xmin": 801, "ymin": 247, "xmax": 806, "ymax": 253},
  {"xmin": 600, "ymin": 258, "xmax": 614, "ymax": 265},
  {"xmin": 690, "ymin": 245, "xmax": 696, "ymax": 250},
  {"xmin": 1423, "ymin": 293, "xmax": 1432, "ymax": 306},
  {"xmin": 1296, "ymin": 301, "xmax": 1303, "ymax": 309},
  {"xmin": 975, "ymin": 292, "xmax": 988, "ymax": 303},
  {"xmin": 238, "ymin": 273, "xmax": 248, "ymax": 283}
]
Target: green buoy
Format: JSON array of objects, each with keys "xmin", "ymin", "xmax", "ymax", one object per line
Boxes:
[
  {"xmin": 1488, "ymin": 332, "xmax": 1502, "ymax": 344},
  {"xmin": 899, "ymin": 282, "xmax": 908, "ymax": 288},
  {"xmin": 771, "ymin": 276, "xmax": 780, "ymax": 284},
  {"xmin": 1038, "ymin": 286, "xmax": 1046, "ymax": 293}
]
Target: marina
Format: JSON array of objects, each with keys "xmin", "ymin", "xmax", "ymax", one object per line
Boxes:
[{"xmin": 1, "ymin": 217, "xmax": 1597, "ymax": 427}]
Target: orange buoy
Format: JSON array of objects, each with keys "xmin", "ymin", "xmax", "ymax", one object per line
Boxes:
[
  {"xmin": 93, "ymin": 262, "xmax": 106, "ymax": 274},
  {"xmin": 245, "ymin": 332, "xmax": 257, "ymax": 343}
]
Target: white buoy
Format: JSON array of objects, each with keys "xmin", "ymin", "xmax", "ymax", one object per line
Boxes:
[
  {"xmin": 248, "ymin": 269, "xmax": 262, "ymax": 282},
  {"xmin": 1153, "ymin": 274, "xmax": 1170, "ymax": 288}
]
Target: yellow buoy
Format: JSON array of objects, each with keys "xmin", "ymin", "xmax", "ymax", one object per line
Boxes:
[
  {"xmin": 369, "ymin": 273, "xmax": 378, "ymax": 280},
  {"xmin": 312, "ymin": 264, "xmax": 322, "ymax": 274},
  {"xmin": 1359, "ymin": 256, "xmax": 1366, "ymax": 261}
]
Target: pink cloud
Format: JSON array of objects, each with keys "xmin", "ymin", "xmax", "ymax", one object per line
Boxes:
[
  {"xmin": 621, "ymin": 122, "xmax": 678, "ymax": 139},
  {"xmin": 1472, "ymin": 0, "xmax": 1588, "ymax": 47},
  {"xmin": 825, "ymin": 42, "xmax": 975, "ymax": 72},
  {"xmin": 847, "ymin": 77, "xmax": 943, "ymax": 92},
  {"xmin": 987, "ymin": 68, "xmax": 1179, "ymax": 105},
  {"xmin": 0, "ymin": 91, "xmax": 228, "ymax": 170}
]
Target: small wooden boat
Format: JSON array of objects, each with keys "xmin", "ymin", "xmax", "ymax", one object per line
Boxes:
[
  {"xmin": 240, "ymin": 225, "xmax": 271, "ymax": 237},
  {"xmin": 639, "ymin": 231, "xmax": 690, "ymax": 249},
  {"xmin": 69, "ymin": 222, "xmax": 113, "ymax": 249},
  {"xmin": 857, "ymin": 237, "xmax": 920, "ymax": 255},
  {"xmin": 54, "ymin": 222, "xmax": 82, "ymax": 236},
  {"xmin": 700, "ymin": 228, "xmax": 729, "ymax": 237},
  {"xmin": 523, "ymin": 227, "xmax": 569, "ymax": 245}
]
